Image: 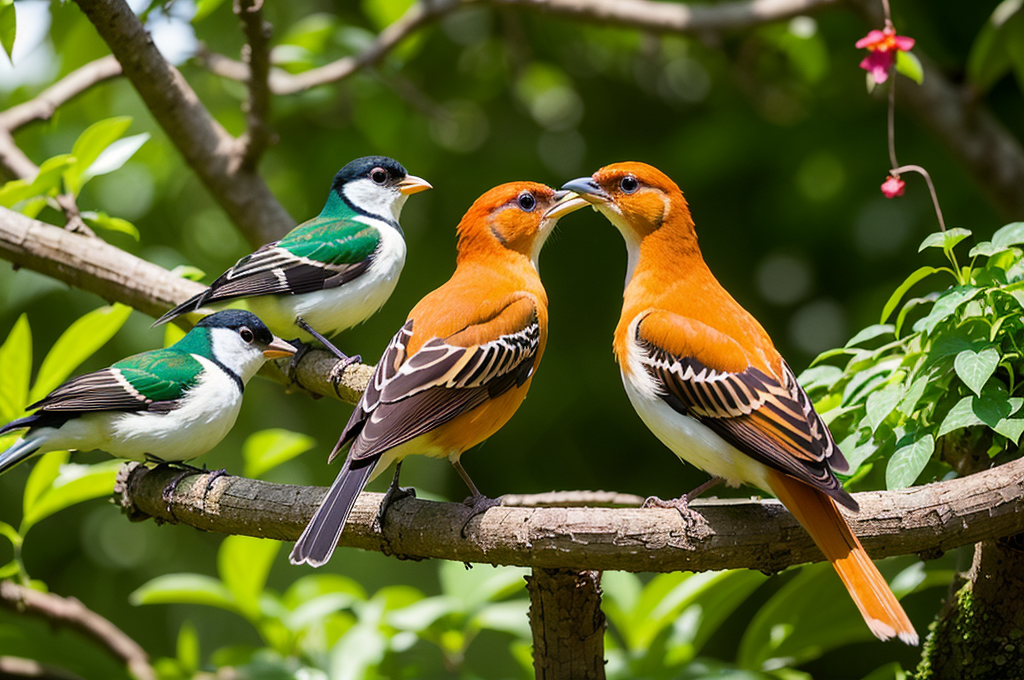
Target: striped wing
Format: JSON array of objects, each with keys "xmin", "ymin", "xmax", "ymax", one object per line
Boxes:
[
  {"xmin": 335, "ymin": 297, "xmax": 540, "ymax": 461},
  {"xmin": 635, "ymin": 311, "xmax": 854, "ymax": 508},
  {"xmin": 28, "ymin": 351, "xmax": 199, "ymax": 414}
]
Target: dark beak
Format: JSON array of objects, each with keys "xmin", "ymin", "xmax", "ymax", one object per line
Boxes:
[
  {"xmin": 263, "ymin": 336, "xmax": 298, "ymax": 359},
  {"xmin": 560, "ymin": 177, "xmax": 612, "ymax": 204},
  {"xmin": 544, "ymin": 190, "xmax": 589, "ymax": 220}
]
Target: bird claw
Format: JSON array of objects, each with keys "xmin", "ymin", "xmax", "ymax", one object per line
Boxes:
[
  {"xmin": 642, "ymin": 495, "xmax": 708, "ymax": 531},
  {"xmin": 328, "ymin": 354, "xmax": 362, "ymax": 384},
  {"xmin": 460, "ymin": 494, "xmax": 505, "ymax": 538},
  {"xmin": 286, "ymin": 339, "xmax": 311, "ymax": 381},
  {"xmin": 373, "ymin": 484, "xmax": 416, "ymax": 533}
]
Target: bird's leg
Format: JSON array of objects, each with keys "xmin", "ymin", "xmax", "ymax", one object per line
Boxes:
[
  {"xmin": 147, "ymin": 455, "xmax": 226, "ymax": 503},
  {"xmin": 453, "ymin": 459, "xmax": 503, "ymax": 538},
  {"xmin": 642, "ymin": 476, "xmax": 722, "ymax": 529},
  {"xmin": 373, "ymin": 462, "xmax": 417, "ymax": 532},
  {"xmin": 285, "ymin": 338, "xmax": 313, "ymax": 381},
  {"xmin": 294, "ymin": 317, "xmax": 362, "ymax": 383}
]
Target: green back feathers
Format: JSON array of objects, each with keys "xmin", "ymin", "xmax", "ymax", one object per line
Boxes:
[
  {"xmin": 112, "ymin": 349, "xmax": 204, "ymax": 402},
  {"xmin": 278, "ymin": 193, "xmax": 380, "ymax": 266}
]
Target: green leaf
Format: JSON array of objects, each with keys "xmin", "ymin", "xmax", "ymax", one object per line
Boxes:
[
  {"xmin": 177, "ymin": 622, "xmax": 200, "ymax": 676},
  {"xmin": 0, "ymin": 561, "xmax": 19, "ymax": 579},
  {"xmin": 80, "ymin": 211, "xmax": 140, "ymax": 241},
  {"xmin": 880, "ymin": 267, "xmax": 937, "ymax": 323},
  {"xmin": 438, "ymin": 561, "xmax": 527, "ymax": 610},
  {"xmin": 22, "ymin": 450, "xmax": 67, "ymax": 520},
  {"xmin": 131, "ymin": 573, "xmax": 237, "ymax": 610},
  {"xmin": 471, "ymin": 600, "xmax": 531, "ymax": 638},
  {"xmin": 83, "ymin": 133, "xmax": 149, "ymax": 181},
  {"xmin": 953, "ymin": 347, "xmax": 999, "ymax": 396},
  {"xmin": 967, "ymin": 0, "xmax": 1023, "ymax": 92},
  {"xmin": 30, "ymin": 304, "xmax": 133, "ymax": 402},
  {"xmin": 0, "ymin": 154, "xmax": 75, "ymax": 208},
  {"xmin": 218, "ymin": 535, "xmax": 281, "ymax": 621},
  {"xmin": 865, "ymin": 384, "xmax": 903, "ymax": 432},
  {"xmin": 837, "ymin": 432, "xmax": 878, "ymax": 474},
  {"xmin": 885, "ymin": 434, "xmax": 934, "ymax": 490},
  {"xmin": 845, "ymin": 324, "xmax": 894, "ymax": 348},
  {"xmin": 918, "ymin": 228, "xmax": 972, "ymax": 253},
  {"xmin": 193, "ymin": 0, "xmax": 228, "ymax": 22},
  {"xmin": 387, "ymin": 595, "xmax": 461, "ymax": 632},
  {"xmin": 21, "ymin": 460, "xmax": 121, "ymax": 531},
  {"xmin": 969, "ymin": 241, "xmax": 1006, "ymax": 258},
  {"xmin": 0, "ymin": 0, "xmax": 15, "ymax": 61},
  {"xmin": 242, "ymin": 429, "xmax": 316, "ymax": 479},
  {"xmin": 895, "ymin": 50, "xmax": 923, "ymax": 84},
  {"xmin": 938, "ymin": 396, "xmax": 983, "ymax": 437},
  {"xmin": 170, "ymin": 264, "xmax": 207, "ymax": 281},
  {"xmin": 992, "ymin": 221, "xmax": 1024, "ymax": 248},
  {"xmin": 0, "ymin": 520, "xmax": 21, "ymax": 548},
  {"xmin": 916, "ymin": 287, "xmax": 982, "ymax": 335},
  {"xmin": 64, "ymin": 116, "xmax": 133, "ymax": 197},
  {"xmin": 0, "ymin": 313, "xmax": 31, "ymax": 422}
]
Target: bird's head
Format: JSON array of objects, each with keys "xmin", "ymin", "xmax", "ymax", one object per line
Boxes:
[
  {"xmin": 182, "ymin": 310, "xmax": 296, "ymax": 382},
  {"xmin": 456, "ymin": 181, "xmax": 588, "ymax": 270},
  {"xmin": 330, "ymin": 155, "xmax": 431, "ymax": 224},
  {"xmin": 561, "ymin": 162, "xmax": 693, "ymax": 241}
]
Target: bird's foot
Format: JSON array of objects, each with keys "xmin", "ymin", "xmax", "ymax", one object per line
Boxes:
[
  {"xmin": 373, "ymin": 483, "xmax": 416, "ymax": 534},
  {"xmin": 286, "ymin": 339, "xmax": 312, "ymax": 381},
  {"xmin": 200, "ymin": 468, "xmax": 229, "ymax": 504},
  {"xmin": 162, "ymin": 468, "xmax": 201, "ymax": 505},
  {"xmin": 460, "ymin": 494, "xmax": 505, "ymax": 538},
  {"xmin": 328, "ymin": 353, "xmax": 362, "ymax": 384},
  {"xmin": 642, "ymin": 495, "xmax": 708, "ymax": 532}
]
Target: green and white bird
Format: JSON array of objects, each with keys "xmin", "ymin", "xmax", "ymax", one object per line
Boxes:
[
  {"xmin": 0, "ymin": 310, "xmax": 296, "ymax": 475},
  {"xmin": 154, "ymin": 156, "xmax": 431, "ymax": 366}
]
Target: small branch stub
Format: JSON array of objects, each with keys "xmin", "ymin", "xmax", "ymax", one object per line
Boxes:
[{"xmin": 527, "ymin": 569, "xmax": 606, "ymax": 680}]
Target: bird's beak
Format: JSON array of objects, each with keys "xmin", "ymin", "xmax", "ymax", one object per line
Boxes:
[
  {"xmin": 398, "ymin": 175, "xmax": 433, "ymax": 195},
  {"xmin": 560, "ymin": 177, "xmax": 612, "ymax": 204},
  {"xmin": 263, "ymin": 337, "xmax": 298, "ymax": 359},
  {"xmin": 544, "ymin": 190, "xmax": 589, "ymax": 220}
]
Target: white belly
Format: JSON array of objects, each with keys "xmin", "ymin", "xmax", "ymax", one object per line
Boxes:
[
  {"xmin": 37, "ymin": 359, "xmax": 244, "ymax": 463},
  {"xmin": 623, "ymin": 371, "xmax": 772, "ymax": 492}
]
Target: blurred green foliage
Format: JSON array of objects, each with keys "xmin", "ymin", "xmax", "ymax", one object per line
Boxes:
[{"xmin": 1, "ymin": 0, "xmax": 1022, "ymax": 677}]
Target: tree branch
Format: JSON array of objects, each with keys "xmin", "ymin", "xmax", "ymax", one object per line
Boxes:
[
  {"xmin": 0, "ymin": 581, "xmax": 154, "ymax": 680},
  {"xmin": 0, "ymin": 206, "xmax": 369, "ymax": 403},
  {"xmin": 233, "ymin": 0, "xmax": 273, "ymax": 168},
  {"xmin": 72, "ymin": 0, "xmax": 294, "ymax": 247},
  {"xmin": 115, "ymin": 454, "xmax": 1024, "ymax": 573},
  {"xmin": 0, "ymin": 657, "xmax": 84, "ymax": 680},
  {"xmin": 0, "ymin": 56, "xmax": 122, "ymax": 133}
]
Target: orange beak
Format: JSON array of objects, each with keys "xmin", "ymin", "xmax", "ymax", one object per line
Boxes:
[
  {"xmin": 263, "ymin": 336, "xmax": 298, "ymax": 359},
  {"xmin": 398, "ymin": 175, "xmax": 433, "ymax": 195}
]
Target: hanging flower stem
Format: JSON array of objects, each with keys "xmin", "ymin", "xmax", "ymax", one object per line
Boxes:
[{"xmin": 891, "ymin": 164, "xmax": 947, "ymax": 232}]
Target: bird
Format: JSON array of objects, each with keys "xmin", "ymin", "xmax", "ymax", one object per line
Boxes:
[
  {"xmin": 154, "ymin": 156, "xmax": 431, "ymax": 371},
  {"xmin": 0, "ymin": 310, "xmax": 296, "ymax": 476},
  {"xmin": 560, "ymin": 162, "xmax": 918, "ymax": 645},
  {"xmin": 289, "ymin": 181, "xmax": 587, "ymax": 567}
]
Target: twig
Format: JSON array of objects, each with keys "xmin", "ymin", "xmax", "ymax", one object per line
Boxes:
[
  {"xmin": 0, "ymin": 657, "xmax": 84, "ymax": 680},
  {"xmin": 0, "ymin": 581, "xmax": 155, "ymax": 680},
  {"xmin": 72, "ymin": 0, "xmax": 294, "ymax": 247},
  {"xmin": 0, "ymin": 56, "xmax": 122, "ymax": 133},
  {"xmin": 891, "ymin": 164, "xmax": 947, "ymax": 232},
  {"xmin": 0, "ymin": 206, "xmax": 369, "ymax": 403},
  {"xmin": 116, "ymin": 455, "xmax": 1024, "ymax": 573},
  {"xmin": 234, "ymin": 0, "xmax": 273, "ymax": 168}
]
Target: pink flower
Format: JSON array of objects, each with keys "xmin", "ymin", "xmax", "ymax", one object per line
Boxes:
[
  {"xmin": 856, "ymin": 27, "xmax": 915, "ymax": 84},
  {"xmin": 881, "ymin": 174, "xmax": 905, "ymax": 198}
]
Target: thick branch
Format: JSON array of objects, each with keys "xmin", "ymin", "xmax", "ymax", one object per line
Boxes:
[
  {"xmin": 234, "ymin": 0, "xmax": 273, "ymax": 167},
  {"xmin": 116, "ymin": 455, "xmax": 1024, "ymax": 573},
  {"xmin": 0, "ymin": 581, "xmax": 154, "ymax": 680},
  {"xmin": 527, "ymin": 569, "xmax": 606, "ymax": 680},
  {"xmin": 72, "ymin": 0, "xmax": 293, "ymax": 246},
  {"xmin": 0, "ymin": 206, "xmax": 368, "ymax": 402}
]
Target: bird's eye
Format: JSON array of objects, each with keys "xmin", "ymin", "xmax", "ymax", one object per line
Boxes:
[
  {"xmin": 370, "ymin": 167, "xmax": 388, "ymax": 185},
  {"xmin": 620, "ymin": 176, "xmax": 640, "ymax": 194},
  {"xmin": 517, "ymin": 192, "xmax": 536, "ymax": 212},
  {"xmin": 239, "ymin": 327, "xmax": 254, "ymax": 343}
]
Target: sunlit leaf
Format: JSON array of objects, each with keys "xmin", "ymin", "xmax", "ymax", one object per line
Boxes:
[
  {"xmin": 0, "ymin": 0, "xmax": 15, "ymax": 61},
  {"xmin": 991, "ymin": 221, "xmax": 1024, "ymax": 248},
  {"xmin": 915, "ymin": 287, "xmax": 981, "ymax": 334},
  {"xmin": 83, "ymin": 133, "xmax": 150, "ymax": 181},
  {"xmin": 967, "ymin": 0, "xmax": 1023, "ymax": 92},
  {"xmin": 918, "ymin": 228, "xmax": 971, "ymax": 253},
  {"xmin": 865, "ymin": 384, "xmax": 903, "ymax": 432},
  {"xmin": 64, "ymin": 116, "xmax": 133, "ymax": 196},
  {"xmin": 22, "ymin": 450, "xmax": 67, "ymax": 521},
  {"xmin": 192, "ymin": 0, "xmax": 228, "ymax": 22},
  {"xmin": 438, "ymin": 561, "xmax": 526, "ymax": 610},
  {"xmin": 845, "ymin": 324, "xmax": 894, "ymax": 348},
  {"xmin": 0, "ymin": 155, "xmax": 74, "ymax": 208},
  {"xmin": 131, "ymin": 573, "xmax": 237, "ymax": 610},
  {"xmin": 80, "ymin": 211, "xmax": 140, "ymax": 241},
  {"xmin": 885, "ymin": 434, "xmax": 934, "ymax": 490},
  {"xmin": 31, "ymin": 304, "xmax": 133, "ymax": 402},
  {"xmin": 243, "ymin": 429, "xmax": 316, "ymax": 479},
  {"xmin": 21, "ymin": 460, "xmax": 121, "ymax": 530},
  {"xmin": 879, "ymin": 266, "xmax": 937, "ymax": 323},
  {"xmin": 387, "ymin": 595, "xmax": 460, "ymax": 632},
  {"xmin": 895, "ymin": 50, "xmax": 923, "ymax": 84},
  {"xmin": 471, "ymin": 600, "xmax": 530, "ymax": 638},
  {"xmin": 177, "ymin": 621, "xmax": 200, "ymax": 675},
  {"xmin": 0, "ymin": 520, "xmax": 21, "ymax": 548},
  {"xmin": 0, "ymin": 314, "xmax": 31, "ymax": 422},
  {"xmin": 218, "ymin": 535, "xmax": 281, "ymax": 621},
  {"xmin": 953, "ymin": 347, "xmax": 999, "ymax": 397},
  {"xmin": 0, "ymin": 560, "xmax": 19, "ymax": 579}
]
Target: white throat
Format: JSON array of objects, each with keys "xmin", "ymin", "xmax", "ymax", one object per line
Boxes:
[
  {"xmin": 207, "ymin": 328, "xmax": 266, "ymax": 383},
  {"xmin": 342, "ymin": 178, "xmax": 407, "ymax": 224},
  {"xmin": 596, "ymin": 204, "xmax": 642, "ymax": 288}
]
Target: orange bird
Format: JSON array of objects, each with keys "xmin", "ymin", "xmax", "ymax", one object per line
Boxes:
[
  {"xmin": 290, "ymin": 182, "xmax": 586, "ymax": 567},
  {"xmin": 560, "ymin": 162, "xmax": 917, "ymax": 644}
]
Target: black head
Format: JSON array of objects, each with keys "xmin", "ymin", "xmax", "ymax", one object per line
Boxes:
[
  {"xmin": 331, "ymin": 156, "xmax": 409, "ymax": 193},
  {"xmin": 195, "ymin": 310, "xmax": 275, "ymax": 346}
]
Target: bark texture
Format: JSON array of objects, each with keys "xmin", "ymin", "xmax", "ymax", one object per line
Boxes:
[{"xmin": 527, "ymin": 569, "xmax": 606, "ymax": 680}]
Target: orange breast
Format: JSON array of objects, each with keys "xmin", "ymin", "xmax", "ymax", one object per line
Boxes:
[{"xmin": 426, "ymin": 378, "xmax": 534, "ymax": 456}]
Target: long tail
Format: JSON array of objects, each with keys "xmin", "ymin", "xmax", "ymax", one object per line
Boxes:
[
  {"xmin": 768, "ymin": 470, "xmax": 918, "ymax": 645},
  {"xmin": 0, "ymin": 425, "xmax": 44, "ymax": 476},
  {"xmin": 289, "ymin": 455, "xmax": 379, "ymax": 567},
  {"xmin": 152, "ymin": 289, "xmax": 209, "ymax": 327}
]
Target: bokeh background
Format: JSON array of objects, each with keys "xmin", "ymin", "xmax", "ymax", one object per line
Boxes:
[{"xmin": 0, "ymin": 0, "xmax": 1020, "ymax": 677}]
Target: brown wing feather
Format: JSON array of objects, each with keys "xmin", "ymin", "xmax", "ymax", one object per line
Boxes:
[
  {"xmin": 637, "ymin": 311, "xmax": 854, "ymax": 509},
  {"xmin": 338, "ymin": 297, "xmax": 540, "ymax": 462}
]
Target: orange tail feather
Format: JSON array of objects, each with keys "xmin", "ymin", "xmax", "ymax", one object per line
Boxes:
[{"xmin": 767, "ymin": 470, "xmax": 918, "ymax": 645}]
